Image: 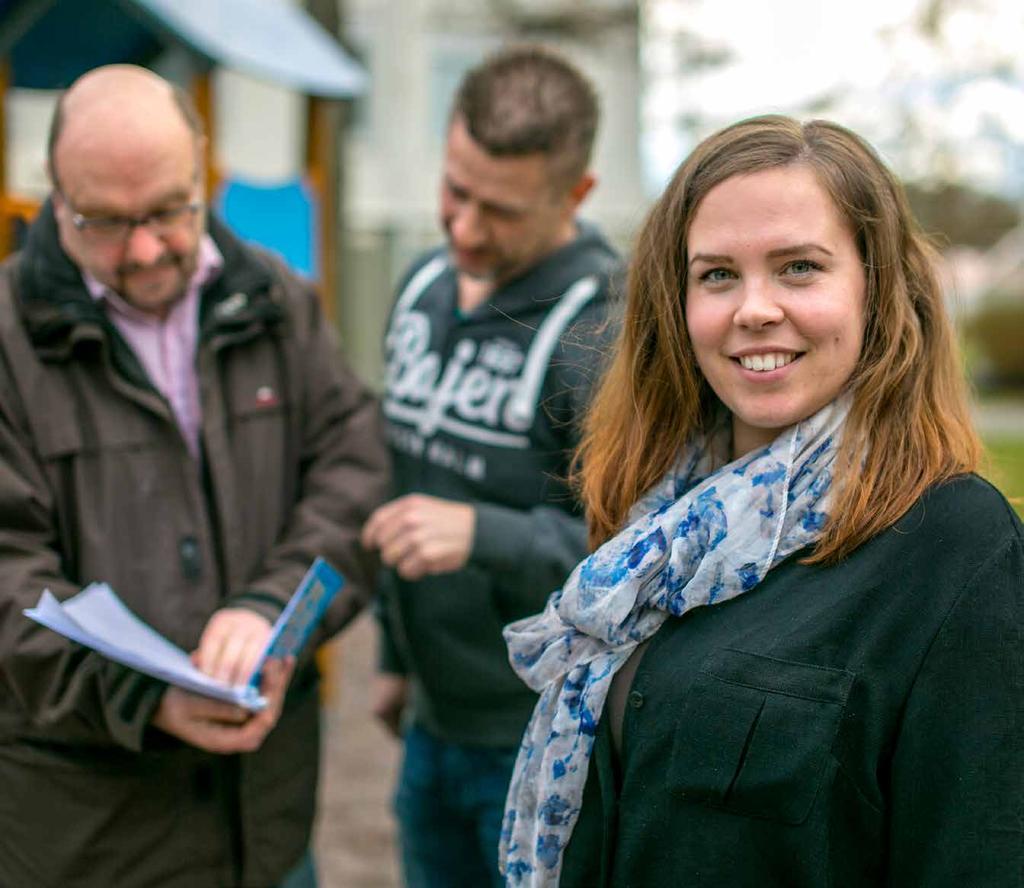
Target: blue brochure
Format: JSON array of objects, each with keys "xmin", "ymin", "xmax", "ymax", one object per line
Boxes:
[
  {"xmin": 24, "ymin": 557, "xmax": 344, "ymax": 711},
  {"xmin": 246, "ymin": 557, "xmax": 344, "ymax": 690}
]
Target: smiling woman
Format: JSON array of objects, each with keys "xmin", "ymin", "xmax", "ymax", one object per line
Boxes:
[
  {"xmin": 499, "ymin": 116, "xmax": 1024, "ymax": 887},
  {"xmin": 684, "ymin": 164, "xmax": 866, "ymax": 458}
]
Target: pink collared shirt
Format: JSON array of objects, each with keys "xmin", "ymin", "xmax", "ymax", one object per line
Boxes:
[{"xmin": 85, "ymin": 235, "xmax": 223, "ymax": 460}]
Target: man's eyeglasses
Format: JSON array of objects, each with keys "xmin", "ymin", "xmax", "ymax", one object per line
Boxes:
[{"xmin": 65, "ymin": 199, "xmax": 204, "ymax": 244}]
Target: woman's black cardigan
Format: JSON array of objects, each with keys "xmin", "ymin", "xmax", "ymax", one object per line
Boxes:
[{"xmin": 561, "ymin": 473, "xmax": 1023, "ymax": 887}]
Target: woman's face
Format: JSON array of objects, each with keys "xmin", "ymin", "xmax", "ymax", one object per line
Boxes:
[{"xmin": 685, "ymin": 164, "xmax": 866, "ymax": 458}]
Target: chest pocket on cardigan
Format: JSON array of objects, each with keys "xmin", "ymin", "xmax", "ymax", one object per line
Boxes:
[{"xmin": 669, "ymin": 648, "xmax": 853, "ymax": 825}]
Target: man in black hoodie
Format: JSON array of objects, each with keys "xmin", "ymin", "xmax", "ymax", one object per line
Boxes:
[{"xmin": 361, "ymin": 46, "xmax": 621, "ymax": 888}]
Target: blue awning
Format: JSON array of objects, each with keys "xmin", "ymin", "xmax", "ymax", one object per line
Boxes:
[
  {"xmin": 1, "ymin": 0, "xmax": 367, "ymax": 98},
  {"xmin": 132, "ymin": 0, "xmax": 367, "ymax": 97}
]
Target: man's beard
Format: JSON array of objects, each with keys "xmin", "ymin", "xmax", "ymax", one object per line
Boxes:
[
  {"xmin": 118, "ymin": 251, "xmax": 193, "ymax": 310},
  {"xmin": 118, "ymin": 250, "xmax": 181, "ymax": 279},
  {"xmin": 448, "ymin": 244, "xmax": 520, "ymax": 285}
]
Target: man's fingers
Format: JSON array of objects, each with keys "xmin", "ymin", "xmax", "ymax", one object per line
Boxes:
[
  {"xmin": 184, "ymin": 693, "xmax": 251, "ymax": 725},
  {"xmin": 260, "ymin": 657, "xmax": 295, "ymax": 704},
  {"xmin": 366, "ymin": 505, "xmax": 421, "ymax": 553},
  {"xmin": 217, "ymin": 633, "xmax": 265, "ymax": 686},
  {"xmin": 192, "ymin": 718, "xmax": 266, "ymax": 755},
  {"xmin": 151, "ymin": 661, "xmax": 294, "ymax": 755},
  {"xmin": 362, "ymin": 497, "xmax": 411, "ymax": 548},
  {"xmin": 251, "ymin": 657, "xmax": 294, "ymax": 723},
  {"xmin": 176, "ymin": 699, "xmax": 267, "ymax": 754},
  {"xmin": 193, "ymin": 627, "xmax": 227, "ymax": 676},
  {"xmin": 369, "ymin": 497, "xmax": 474, "ymax": 579},
  {"xmin": 194, "ymin": 609, "xmax": 273, "ymax": 684},
  {"xmin": 363, "ymin": 494, "xmax": 437, "ymax": 551},
  {"xmin": 211, "ymin": 632, "xmax": 247, "ymax": 682},
  {"xmin": 238, "ymin": 640, "xmax": 267, "ymax": 686},
  {"xmin": 239, "ymin": 663, "xmax": 293, "ymax": 748},
  {"xmin": 152, "ymin": 687, "xmax": 251, "ymax": 747},
  {"xmin": 197, "ymin": 630, "xmax": 256, "ymax": 685},
  {"xmin": 396, "ymin": 550, "xmax": 428, "ymax": 581},
  {"xmin": 395, "ymin": 540, "xmax": 456, "ymax": 580},
  {"xmin": 361, "ymin": 506, "xmax": 389, "ymax": 548},
  {"xmin": 379, "ymin": 530, "xmax": 422, "ymax": 570},
  {"xmin": 265, "ymin": 655, "xmax": 296, "ymax": 687}
]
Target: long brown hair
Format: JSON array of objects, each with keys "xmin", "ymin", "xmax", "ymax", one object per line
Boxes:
[{"xmin": 576, "ymin": 115, "xmax": 980, "ymax": 561}]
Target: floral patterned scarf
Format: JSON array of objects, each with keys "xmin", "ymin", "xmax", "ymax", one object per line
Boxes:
[{"xmin": 500, "ymin": 395, "xmax": 850, "ymax": 886}]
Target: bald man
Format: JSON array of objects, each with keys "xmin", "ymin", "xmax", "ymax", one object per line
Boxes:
[{"xmin": 0, "ymin": 66, "xmax": 387, "ymax": 887}]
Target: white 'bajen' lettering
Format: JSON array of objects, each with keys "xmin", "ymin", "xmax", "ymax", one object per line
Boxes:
[{"xmin": 382, "ymin": 258, "xmax": 599, "ymax": 450}]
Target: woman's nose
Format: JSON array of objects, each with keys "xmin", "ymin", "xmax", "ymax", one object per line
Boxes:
[{"xmin": 733, "ymin": 279, "xmax": 785, "ymax": 329}]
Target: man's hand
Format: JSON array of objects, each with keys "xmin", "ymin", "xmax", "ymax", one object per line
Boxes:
[
  {"xmin": 151, "ymin": 657, "xmax": 294, "ymax": 754},
  {"xmin": 193, "ymin": 608, "xmax": 273, "ymax": 686},
  {"xmin": 370, "ymin": 672, "xmax": 409, "ymax": 738},
  {"xmin": 361, "ymin": 494, "xmax": 475, "ymax": 581}
]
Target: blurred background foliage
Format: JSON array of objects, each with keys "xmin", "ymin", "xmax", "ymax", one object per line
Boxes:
[
  {"xmin": 902, "ymin": 181, "xmax": 1024, "ymax": 398},
  {"xmin": 966, "ymin": 294, "xmax": 1024, "ymax": 390},
  {"xmin": 906, "ymin": 182, "xmax": 1019, "ymax": 250}
]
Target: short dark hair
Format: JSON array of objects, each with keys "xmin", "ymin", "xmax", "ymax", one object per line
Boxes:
[
  {"xmin": 453, "ymin": 45, "xmax": 599, "ymax": 187},
  {"xmin": 47, "ymin": 80, "xmax": 203, "ymax": 191}
]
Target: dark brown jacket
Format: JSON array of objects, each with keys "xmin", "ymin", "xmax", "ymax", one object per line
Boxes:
[{"xmin": 0, "ymin": 204, "xmax": 388, "ymax": 887}]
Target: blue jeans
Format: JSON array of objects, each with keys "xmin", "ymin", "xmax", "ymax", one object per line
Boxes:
[{"xmin": 394, "ymin": 724, "xmax": 518, "ymax": 888}]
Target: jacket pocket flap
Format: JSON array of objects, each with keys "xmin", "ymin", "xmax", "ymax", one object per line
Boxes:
[
  {"xmin": 671, "ymin": 650, "xmax": 853, "ymax": 825},
  {"xmin": 33, "ymin": 418, "xmax": 161, "ymax": 459},
  {"xmin": 32, "ymin": 417, "xmax": 83, "ymax": 459},
  {"xmin": 702, "ymin": 648, "xmax": 854, "ymax": 704}
]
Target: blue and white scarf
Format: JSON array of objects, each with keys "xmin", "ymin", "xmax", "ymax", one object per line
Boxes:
[{"xmin": 500, "ymin": 395, "xmax": 850, "ymax": 886}]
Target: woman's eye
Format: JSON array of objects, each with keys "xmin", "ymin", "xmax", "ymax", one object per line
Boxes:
[
  {"xmin": 699, "ymin": 268, "xmax": 735, "ymax": 284},
  {"xmin": 783, "ymin": 259, "xmax": 822, "ymax": 276}
]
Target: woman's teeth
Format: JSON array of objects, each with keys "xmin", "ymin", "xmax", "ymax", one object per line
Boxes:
[{"xmin": 739, "ymin": 352, "xmax": 796, "ymax": 372}]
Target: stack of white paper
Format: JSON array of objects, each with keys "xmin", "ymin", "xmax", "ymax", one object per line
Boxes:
[{"xmin": 24, "ymin": 557, "xmax": 344, "ymax": 711}]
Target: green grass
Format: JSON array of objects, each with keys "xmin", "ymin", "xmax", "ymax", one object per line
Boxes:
[{"xmin": 983, "ymin": 436, "xmax": 1024, "ymax": 517}]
